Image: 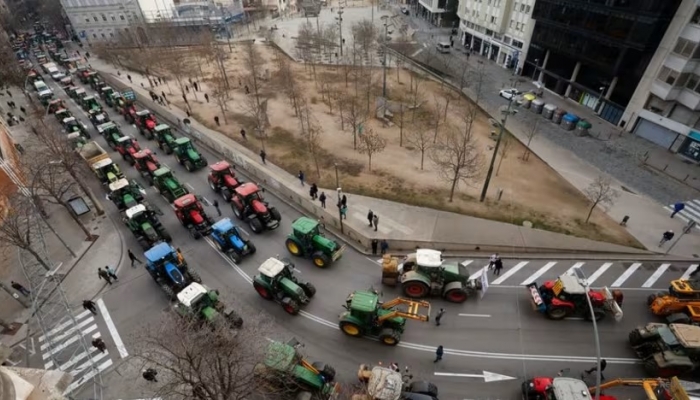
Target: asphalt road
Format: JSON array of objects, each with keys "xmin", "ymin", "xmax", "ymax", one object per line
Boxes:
[{"xmin": 37, "ymin": 69, "xmax": 688, "ymax": 400}]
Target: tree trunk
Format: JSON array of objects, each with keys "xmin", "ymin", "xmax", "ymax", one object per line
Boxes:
[
  {"xmin": 368, "ymin": 154, "xmax": 372, "ymax": 171},
  {"xmin": 585, "ymin": 202, "xmax": 597, "ymax": 223},
  {"xmin": 420, "ymin": 150, "xmax": 424, "ymax": 170},
  {"xmin": 25, "ymin": 246, "xmax": 52, "ymax": 271},
  {"xmin": 220, "ymin": 103, "xmax": 228, "ymax": 124},
  {"xmin": 399, "ymin": 106, "xmax": 404, "ymax": 147},
  {"xmin": 448, "ymin": 173, "xmax": 459, "ymax": 202},
  {"xmin": 496, "ymin": 155, "xmax": 504, "ymax": 176},
  {"xmin": 60, "ymin": 200, "xmax": 93, "ymax": 240}
]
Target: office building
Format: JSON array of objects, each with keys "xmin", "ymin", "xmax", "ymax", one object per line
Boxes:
[
  {"xmin": 418, "ymin": 0, "xmax": 459, "ymax": 27},
  {"xmin": 59, "ymin": 0, "xmax": 154, "ymax": 41}
]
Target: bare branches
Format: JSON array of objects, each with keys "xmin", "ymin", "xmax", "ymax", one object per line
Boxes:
[
  {"xmin": 209, "ymin": 70, "xmax": 232, "ymax": 125},
  {"xmin": 522, "ymin": 119, "xmax": 539, "ymax": 161},
  {"xmin": 430, "ymin": 124, "xmax": 483, "ymax": 202},
  {"xmin": 277, "ymin": 57, "xmax": 302, "ymax": 117},
  {"xmin": 299, "ymin": 98, "xmax": 323, "ymax": 178},
  {"xmin": 242, "ymin": 42, "xmax": 270, "ymax": 150},
  {"xmin": 340, "ymin": 95, "xmax": 368, "ymax": 150},
  {"xmin": 352, "ymin": 20, "xmax": 378, "ymax": 60},
  {"xmin": 495, "ymin": 134, "xmax": 512, "ymax": 176},
  {"xmin": 356, "ymin": 128, "xmax": 386, "ymax": 172},
  {"xmin": 405, "ymin": 119, "xmax": 432, "ymax": 170},
  {"xmin": 160, "ymin": 47, "xmax": 197, "ymax": 98},
  {"xmin": 583, "ymin": 176, "xmax": 618, "ymax": 223}
]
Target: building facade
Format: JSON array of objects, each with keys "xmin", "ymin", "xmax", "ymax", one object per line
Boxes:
[
  {"xmin": 524, "ymin": 0, "xmax": 681, "ymax": 126},
  {"xmin": 0, "ymin": 117, "xmax": 24, "ymax": 198},
  {"xmin": 457, "ymin": 0, "xmax": 535, "ymax": 72},
  {"xmin": 622, "ymin": 0, "xmax": 700, "ymax": 161},
  {"xmin": 59, "ymin": 0, "xmax": 150, "ymax": 41},
  {"xmin": 418, "ymin": 0, "xmax": 458, "ymax": 27}
]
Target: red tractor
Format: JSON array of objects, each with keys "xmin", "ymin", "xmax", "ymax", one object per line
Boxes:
[
  {"xmin": 134, "ymin": 110, "xmax": 157, "ymax": 139},
  {"xmin": 208, "ymin": 161, "xmax": 244, "ymax": 202},
  {"xmin": 121, "ymin": 102, "xmax": 137, "ymax": 124},
  {"xmin": 173, "ymin": 194, "xmax": 214, "ymax": 239},
  {"xmin": 114, "ymin": 136, "xmax": 141, "ymax": 165},
  {"xmin": 133, "ymin": 149, "xmax": 161, "ymax": 185},
  {"xmin": 47, "ymin": 99, "xmax": 65, "ymax": 114},
  {"xmin": 230, "ymin": 183, "xmax": 281, "ymax": 234},
  {"xmin": 522, "ymin": 376, "xmax": 617, "ymax": 400}
]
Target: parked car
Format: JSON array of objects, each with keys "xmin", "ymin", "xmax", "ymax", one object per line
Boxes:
[{"xmin": 499, "ymin": 88, "xmax": 521, "ymax": 100}]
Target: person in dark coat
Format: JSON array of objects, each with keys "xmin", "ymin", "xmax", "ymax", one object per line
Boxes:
[
  {"xmin": 434, "ymin": 345, "xmax": 444, "ymax": 362},
  {"xmin": 367, "ymin": 210, "xmax": 374, "ymax": 227},
  {"xmin": 319, "ymin": 192, "xmax": 326, "ymax": 208},
  {"xmin": 371, "ymin": 239, "xmax": 378, "ymax": 255},
  {"xmin": 493, "ymin": 257, "xmax": 504, "ymax": 276}
]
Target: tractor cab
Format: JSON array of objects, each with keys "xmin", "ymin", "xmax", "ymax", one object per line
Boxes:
[
  {"xmin": 66, "ymin": 86, "xmax": 79, "ymax": 98},
  {"xmin": 235, "ymin": 183, "xmax": 265, "ymax": 208},
  {"xmin": 174, "ymin": 194, "xmax": 213, "ymax": 238},
  {"xmin": 59, "ymin": 76, "xmax": 72, "ymax": 88},
  {"xmin": 145, "ymin": 243, "xmax": 187, "ymax": 286},
  {"xmin": 100, "ymin": 86, "xmax": 114, "ymax": 100},
  {"xmin": 66, "ymin": 132, "xmax": 87, "ymax": 149},
  {"xmin": 211, "ymin": 218, "xmax": 249, "ymax": 255},
  {"xmin": 135, "ymin": 110, "xmax": 156, "ymax": 128},
  {"xmin": 54, "ymin": 108, "xmax": 71, "ymax": 122},
  {"xmin": 92, "ymin": 78, "xmax": 106, "ymax": 92},
  {"xmin": 175, "ymin": 282, "xmax": 212, "ymax": 314},
  {"xmin": 62, "ymin": 117, "xmax": 88, "ymax": 137},
  {"xmin": 257, "ymin": 258, "xmax": 303, "ymax": 298},
  {"xmin": 74, "ymin": 88, "xmax": 87, "ymax": 101},
  {"xmin": 38, "ymin": 89, "xmax": 53, "ymax": 105},
  {"xmin": 109, "ymin": 178, "xmax": 142, "ymax": 210},
  {"xmin": 82, "ymin": 95, "xmax": 101, "ymax": 112},
  {"xmin": 92, "ymin": 158, "xmax": 124, "ymax": 185},
  {"xmin": 362, "ymin": 365, "xmax": 404, "ymax": 400},
  {"xmin": 208, "ymin": 161, "xmax": 243, "ymax": 198},
  {"xmin": 115, "ymin": 136, "xmax": 140, "ymax": 161},
  {"xmin": 669, "ymin": 279, "xmax": 700, "ymax": 299},
  {"xmin": 286, "ymin": 217, "xmax": 344, "ymax": 268},
  {"xmin": 523, "ymin": 377, "xmax": 616, "ymax": 400},
  {"xmin": 106, "ymin": 91, "xmax": 121, "ymax": 107},
  {"xmin": 173, "ymin": 137, "xmax": 207, "ymax": 171},
  {"xmin": 399, "ymin": 249, "xmax": 444, "ymax": 274},
  {"xmin": 133, "ymin": 149, "xmax": 160, "ymax": 172},
  {"xmin": 91, "ymin": 111, "xmax": 110, "ymax": 127},
  {"xmin": 98, "ymin": 122, "xmax": 122, "ymax": 145},
  {"xmin": 83, "ymin": 71, "xmax": 98, "ymax": 85},
  {"xmin": 529, "ymin": 274, "xmax": 623, "ymax": 322},
  {"xmin": 47, "ymin": 98, "xmax": 65, "ymax": 114}
]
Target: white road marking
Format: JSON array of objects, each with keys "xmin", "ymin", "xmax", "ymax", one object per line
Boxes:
[
  {"xmin": 458, "ymin": 314, "xmax": 491, "ymax": 318},
  {"xmin": 42, "ymin": 325, "xmax": 97, "ymax": 359},
  {"xmin": 469, "ymin": 266, "xmax": 488, "ymax": 280},
  {"xmin": 586, "ymin": 262, "xmax": 613, "ymax": 284},
  {"xmin": 64, "ymin": 359, "xmax": 113, "ymax": 394},
  {"xmin": 97, "ymin": 298, "xmax": 128, "ymax": 358},
  {"xmin": 565, "ymin": 262, "xmax": 585, "ymax": 276},
  {"xmin": 492, "ymin": 261, "xmax": 528, "ymax": 285},
  {"xmin": 681, "ymin": 264, "xmax": 699, "ymax": 280},
  {"xmin": 611, "ymin": 263, "xmax": 642, "ymax": 287},
  {"xmin": 460, "ymin": 260, "xmax": 473, "ymax": 267},
  {"xmin": 434, "ymin": 371, "xmax": 516, "ymax": 382},
  {"xmin": 520, "ymin": 262, "xmax": 557, "ymax": 285},
  {"xmin": 642, "ymin": 263, "xmax": 671, "ymax": 288},
  {"xmin": 40, "ymin": 316, "xmax": 95, "ymax": 351},
  {"xmin": 40, "ymin": 310, "xmax": 91, "ymax": 341},
  {"xmin": 239, "ymin": 226, "xmax": 250, "ymax": 236}
]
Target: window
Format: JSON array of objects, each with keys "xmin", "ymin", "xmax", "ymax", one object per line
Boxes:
[
  {"xmin": 93, "ymin": 33, "xmax": 97, "ymax": 38},
  {"xmin": 101, "ymin": 13, "xmax": 106, "ymax": 21},
  {"xmin": 520, "ymin": 3, "xmax": 525, "ymax": 11},
  {"xmin": 512, "ymin": 39, "xmax": 523, "ymax": 49},
  {"xmin": 504, "ymin": 35, "xmax": 511, "ymax": 44},
  {"xmin": 692, "ymin": 7, "xmax": 700, "ymax": 24},
  {"xmin": 658, "ymin": 66, "xmax": 680, "ymax": 85},
  {"xmin": 687, "ymin": 74, "xmax": 699, "ymax": 91},
  {"xmin": 110, "ymin": 32, "xmax": 114, "ymax": 37},
  {"xmin": 120, "ymin": 14, "xmax": 125, "ymax": 20},
  {"xmin": 111, "ymin": 15, "xmax": 115, "ymax": 21},
  {"xmin": 490, "ymin": 16, "xmax": 496, "ymax": 23},
  {"xmin": 93, "ymin": 15, "xmax": 98, "ymax": 22},
  {"xmin": 673, "ymin": 38, "xmax": 697, "ymax": 58},
  {"xmin": 525, "ymin": 5, "xmax": 531, "ymax": 13},
  {"xmin": 516, "ymin": 22, "xmax": 521, "ymax": 30},
  {"xmin": 510, "ymin": 19, "xmax": 514, "ymax": 28},
  {"xmin": 101, "ymin": 33, "xmax": 106, "ymax": 38},
  {"xmin": 85, "ymin": 18, "xmax": 90, "ymax": 23},
  {"xmin": 678, "ymin": 72, "xmax": 691, "ymax": 87}
]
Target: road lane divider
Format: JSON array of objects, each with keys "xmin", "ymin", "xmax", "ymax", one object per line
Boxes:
[
  {"xmin": 97, "ymin": 298, "xmax": 128, "ymax": 358},
  {"xmin": 458, "ymin": 314, "xmax": 491, "ymax": 318}
]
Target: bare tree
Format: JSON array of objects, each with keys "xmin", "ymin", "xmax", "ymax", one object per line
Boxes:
[
  {"xmin": 495, "ymin": 134, "xmax": 512, "ymax": 176},
  {"xmin": 341, "ymin": 95, "xmax": 368, "ymax": 150},
  {"xmin": 583, "ymin": 176, "xmax": 618, "ymax": 223},
  {"xmin": 457, "ymin": 98, "xmax": 479, "ymax": 141},
  {"xmin": 430, "ymin": 124, "xmax": 483, "ymax": 202},
  {"xmin": 299, "ymin": 98, "xmax": 324, "ymax": 178},
  {"xmin": 277, "ymin": 57, "xmax": 302, "ymax": 118},
  {"xmin": 405, "ymin": 119, "xmax": 432, "ymax": 170},
  {"xmin": 470, "ymin": 60, "xmax": 488, "ymax": 106},
  {"xmin": 242, "ymin": 41, "xmax": 269, "ymax": 150},
  {"xmin": 409, "ymin": 74, "xmax": 423, "ymax": 123},
  {"xmin": 431, "ymin": 95, "xmax": 446, "ymax": 143},
  {"xmin": 209, "ymin": 71, "xmax": 232, "ymax": 124},
  {"xmin": 522, "ymin": 119, "xmax": 539, "ymax": 161},
  {"xmin": 0, "ymin": 35, "xmax": 28, "ymax": 91},
  {"xmin": 296, "ymin": 22, "xmax": 318, "ymax": 80},
  {"xmin": 357, "ymin": 128, "xmax": 386, "ymax": 172},
  {"xmin": 160, "ymin": 46, "xmax": 197, "ymax": 100},
  {"xmin": 396, "ymin": 103, "xmax": 406, "ymax": 147}
]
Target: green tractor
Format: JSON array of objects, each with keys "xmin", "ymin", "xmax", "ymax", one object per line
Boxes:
[
  {"xmin": 255, "ymin": 338, "xmax": 340, "ymax": 400},
  {"xmin": 122, "ymin": 204, "xmax": 172, "ymax": 250},
  {"xmin": 105, "ymin": 91, "xmax": 121, "ymax": 108},
  {"xmin": 107, "ymin": 178, "xmax": 145, "ymax": 211},
  {"xmin": 154, "ymin": 124, "xmax": 177, "ymax": 154},
  {"xmin": 285, "ymin": 217, "xmax": 345, "ymax": 269},
  {"xmin": 382, "ymin": 249, "xmax": 482, "ymax": 303},
  {"xmin": 253, "ymin": 257, "xmax": 316, "ymax": 315},
  {"xmin": 81, "ymin": 95, "xmax": 102, "ymax": 113},
  {"xmin": 173, "ymin": 137, "xmax": 208, "ymax": 172},
  {"xmin": 152, "ymin": 167, "xmax": 189, "ymax": 203},
  {"xmin": 97, "ymin": 122, "xmax": 124, "ymax": 149},
  {"xmin": 338, "ymin": 289, "xmax": 431, "ymax": 346},
  {"xmin": 173, "ymin": 282, "xmax": 243, "ymax": 329}
]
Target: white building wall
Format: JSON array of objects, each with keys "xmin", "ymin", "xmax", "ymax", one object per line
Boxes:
[
  {"xmin": 60, "ymin": 0, "xmax": 146, "ymax": 41},
  {"xmin": 137, "ymin": 0, "xmax": 176, "ymax": 22},
  {"xmin": 456, "ymin": 0, "xmax": 535, "ymax": 73}
]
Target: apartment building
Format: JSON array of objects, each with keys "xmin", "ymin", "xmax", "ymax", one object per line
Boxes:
[
  {"xmin": 418, "ymin": 0, "xmax": 458, "ymax": 27},
  {"xmin": 622, "ymin": 0, "xmax": 700, "ymax": 162},
  {"xmin": 60, "ymin": 0, "xmax": 156, "ymax": 41},
  {"xmin": 457, "ymin": 0, "xmax": 535, "ymax": 72}
]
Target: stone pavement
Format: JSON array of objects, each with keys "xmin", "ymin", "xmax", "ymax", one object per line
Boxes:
[{"xmin": 87, "ymin": 52, "xmax": 657, "ymax": 256}]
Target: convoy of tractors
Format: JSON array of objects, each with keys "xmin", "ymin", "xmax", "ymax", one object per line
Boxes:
[{"xmin": 51, "ymin": 63, "xmax": 700, "ymax": 400}]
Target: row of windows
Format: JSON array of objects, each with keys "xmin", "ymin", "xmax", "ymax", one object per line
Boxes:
[
  {"xmin": 656, "ymin": 66, "xmax": 700, "ymax": 95},
  {"xmin": 509, "ymin": 19, "xmax": 526, "ymax": 32},
  {"xmin": 673, "ymin": 38, "xmax": 700, "ymax": 60},
  {"xmin": 462, "ymin": 21, "xmax": 524, "ymax": 49},
  {"xmin": 79, "ymin": 11, "xmax": 138, "ymax": 24},
  {"xmin": 513, "ymin": 2, "xmax": 531, "ymax": 14}
]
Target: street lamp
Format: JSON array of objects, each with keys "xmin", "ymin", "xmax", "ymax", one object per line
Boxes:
[
  {"xmin": 336, "ymin": 8, "xmax": 344, "ymax": 57},
  {"xmin": 532, "ymin": 58, "xmax": 539, "ymax": 80},
  {"xmin": 334, "ymin": 163, "xmax": 344, "ymax": 233},
  {"xmin": 573, "ymin": 267, "xmax": 602, "ymax": 400},
  {"xmin": 381, "ymin": 15, "xmax": 389, "ymax": 97},
  {"xmin": 479, "ymin": 91, "xmax": 518, "ymax": 202},
  {"xmin": 596, "ymin": 85, "xmax": 607, "ymax": 114}
]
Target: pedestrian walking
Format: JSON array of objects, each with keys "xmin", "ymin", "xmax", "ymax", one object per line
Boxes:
[
  {"xmin": 213, "ymin": 199, "xmax": 221, "ymax": 216},
  {"xmin": 204, "ymin": 93, "xmax": 209, "ymax": 103},
  {"xmin": 105, "ymin": 265, "xmax": 118, "ymax": 281},
  {"xmin": 372, "ymin": 214, "xmax": 379, "ymax": 232},
  {"xmin": 142, "ymin": 368, "xmax": 158, "ymax": 382},
  {"xmin": 671, "ymin": 202, "xmax": 685, "ymax": 218},
  {"xmin": 161, "ymin": 91, "xmax": 167, "ymax": 101},
  {"xmin": 83, "ymin": 299, "xmax": 97, "ymax": 315},
  {"xmin": 5, "ymin": 89, "xmax": 11, "ymax": 97},
  {"xmin": 341, "ymin": 195, "xmax": 347, "ymax": 207},
  {"xmin": 159, "ymin": 96, "xmax": 165, "ymax": 105},
  {"xmin": 185, "ymin": 85, "xmax": 190, "ymax": 93},
  {"xmin": 158, "ymin": 77, "xmax": 163, "ymax": 85},
  {"xmin": 19, "ymin": 106, "xmax": 25, "ymax": 114},
  {"xmin": 489, "ymin": 253, "xmax": 498, "ymax": 270},
  {"xmin": 92, "ymin": 338, "xmax": 106, "ymax": 353},
  {"xmin": 97, "ymin": 268, "xmax": 112, "ymax": 285},
  {"xmin": 435, "ymin": 308, "xmax": 445, "ymax": 326},
  {"xmin": 10, "ymin": 101, "xmax": 15, "ymax": 109},
  {"xmin": 310, "ymin": 183, "xmax": 318, "ymax": 200},
  {"xmin": 85, "ymin": 52, "xmax": 90, "ymax": 59},
  {"xmin": 6, "ymin": 101, "xmax": 11, "ymax": 109},
  {"xmin": 584, "ymin": 359, "xmax": 607, "ymax": 381},
  {"xmin": 127, "ymin": 74, "xmax": 132, "ymax": 83},
  {"xmin": 493, "ymin": 257, "xmax": 504, "ymax": 276},
  {"xmin": 11, "ymin": 281, "xmax": 30, "ymax": 296},
  {"xmin": 182, "ymin": 94, "xmax": 188, "ymax": 104},
  {"xmin": 434, "ymin": 345, "xmax": 444, "ymax": 363},
  {"xmin": 260, "ymin": 149, "xmax": 266, "ymax": 164},
  {"xmin": 194, "ymin": 82, "xmax": 199, "ymax": 91},
  {"xmin": 380, "ymin": 239, "xmax": 389, "ymax": 255},
  {"xmin": 214, "ymin": 116, "xmax": 220, "ymax": 126},
  {"xmin": 240, "ymin": 129, "xmax": 247, "ymax": 140},
  {"xmin": 245, "ymin": 85, "xmax": 250, "ymax": 94},
  {"xmin": 176, "ymin": 248, "xmax": 185, "ymax": 265},
  {"xmin": 128, "ymin": 249, "xmax": 142, "ymax": 266},
  {"xmin": 319, "ymin": 192, "xmax": 326, "ymax": 208},
  {"xmin": 340, "ymin": 204, "xmax": 348, "ymax": 219},
  {"xmin": 371, "ymin": 239, "xmax": 378, "ymax": 255},
  {"xmin": 298, "ymin": 170, "xmax": 305, "ymax": 186},
  {"xmin": 659, "ymin": 230, "xmax": 675, "ymax": 246},
  {"xmin": 367, "ymin": 210, "xmax": 374, "ymax": 227}
]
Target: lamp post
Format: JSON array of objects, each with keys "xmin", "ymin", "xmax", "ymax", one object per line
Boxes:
[
  {"xmin": 381, "ymin": 15, "xmax": 389, "ymax": 97},
  {"xmin": 479, "ymin": 91, "xmax": 518, "ymax": 202},
  {"xmin": 336, "ymin": 9, "xmax": 344, "ymax": 57},
  {"xmin": 532, "ymin": 58, "xmax": 539, "ymax": 80},
  {"xmin": 573, "ymin": 267, "xmax": 602, "ymax": 400},
  {"xmin": 334, "ymin": 163, "xmax": 344, "ymax": 233},
  {"xmin": 334, "ymin": 163, "xmax": 340, "ymax": 188},
  {"xmin": 595, "ymin": 85, "xmax": 607, "ymax": 114}
]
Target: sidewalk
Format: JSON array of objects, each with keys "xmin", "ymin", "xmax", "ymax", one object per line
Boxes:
[{"xmin": 89, "ymin": 53, "xmax": 656, "ymax": 256}]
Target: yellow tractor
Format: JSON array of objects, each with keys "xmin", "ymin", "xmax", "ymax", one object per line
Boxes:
[
  {"xmin": 648, "ymin": 279, "xmax": 700, "ymax": 324},
  {"xmin": 589, "ymin": 376, "xmax": 691, "ymax": 400}
]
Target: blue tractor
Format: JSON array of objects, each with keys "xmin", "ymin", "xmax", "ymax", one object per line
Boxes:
[
  {"xmin": 144, "ymin": 243, "xmax": 202, "ymax": 300},
  {"xmin": 210, "ymin": 218, "xmax": 256, "ymax": 263}
]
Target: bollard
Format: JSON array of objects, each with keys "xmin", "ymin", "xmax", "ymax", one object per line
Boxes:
[
  {"xmin": 663, "ymin": 164, "xmax": 669, "ymax": 171},
  {"xmin": 620, "ymin": 215, "xmax": 629, "ymax": 226},
  {"xmin": 497, "ymin": 188, "xmax": 503, "ymax": 201}
]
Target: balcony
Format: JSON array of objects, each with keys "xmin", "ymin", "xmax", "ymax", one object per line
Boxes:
[
  {"xmin": 650, "ymin": 80, "xmax": 682, "ymax": 101},
  {"xmin": 677, "ymin": 88, "xmax": 700, "ymax": 111}
]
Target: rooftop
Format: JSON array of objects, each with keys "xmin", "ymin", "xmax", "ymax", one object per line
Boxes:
[
  {"xmin": 108, "ymin": 178, "xmax": 129, "ymax": 192},
  {"xmin": 177, "ymin": 282, "xmax": 208, "ymax": 307},
  {"xmin": 258, "ymin": 258, "xmax": 286, "ymax": 278},
  {"xmin": 125, "ymin": 204, "xmax": 147, "ymax": 219}
]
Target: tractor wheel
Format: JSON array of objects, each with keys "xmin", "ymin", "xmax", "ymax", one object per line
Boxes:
[
  {"xmin": 299, "ymin": 282, "xmax": 317, "ymax": 298},
  {"xmin": 402, "ymin": 281, "xmax": 430, "ymax": 298},
  {"xmin": 145, "ymin": 131, "xmax": 153, "ymax": 140},
  {"xmin": 629, "ymin": 329, "xmax": 644, "ymax": 346},
  {"xmin": 201, "ymin": 157, "xmax": 208, "ymax": 167},
  {"xmin": 253, "ymin": 281, "xmax": 273, "ymax": 300},
  {"xmin": 270, "ymin": 207, "xmax": 282, "ymax": 222},
  {"xmin": 311, "ymin": 362, "xmax": 336, "ymax": 382},
  {"xmin": 249, "ymin": 218, "xmax": 264, "ymax": 234},
  {"xmin": 137, "ymin": 238, "xmax": 150, "ymax": 250},
  {"xmin": 230, "ymin": 251, "xmax": 242, "ymax": 263},
  {"xmin": 285, "ymin": 238, "xmax": 303, "ymax": 256},
  {"xmin": 647, "ymin": 294, "xmax": 658, "ymax": 306},
  {"xmin": 161, "ymin": 230, "xmax": 172, "ymax": 243},
  {"xmin": 161, "ymin": 284, "xmax": 176, "ymax": 300},
  {"xmin": 643, "ymin": 359, "xmax": 661, "ymax": 377},
  {"xmin": 584, "ymin": 308, "xmax": 606, "ymax": 322},
  {"xmin": 163, "ymin": 144, "xmax": 172, "ymax": 155},
  {"xmin": 444, "ymin": 288, "xmax": 469, "ymax": 303},
  {"xmin": 227, "ymin": 310, "xmax": 244, "ymax": 329},
  {"xmin": 246, "ymin": 241, "xmax": 256, "ymax": 254},
  {"xmin": 312, "ymin": 251, "xmax": 331, "ymax": 268},
  {"xmin": 221, "ymin": 188, "xmax": 231, "ymax": 202},
  {"xmin": 185, "ymin": 160, "xmax": 195, "ymax": 172},
  {"xmin": 378, "ymin": 328, "xmax": 401, "ymax": 346},
  {"xmin": 146, "ymin": 175, "xmax": 154, "ymax": 186},
  {"xmin": 546, "ymin": 307, "xmax": 568, "ymax": 320},
  {"xmin": 188, "ymin": 270, "xmax": 202, "ymax": 283},
  {"xmin": 339, "ymin": 321, "xmax": 363, "ymax": 337},
  {"xmin": 232, "ymin": 204, "xmax": 243, "ymax": 219},
  {"xmin": 281, "ymin": 297, "xmax": 301, "ymax": 315},
  {"xmin": 209, "ymin": 179, "xmax": 218, "ymax": 192}
]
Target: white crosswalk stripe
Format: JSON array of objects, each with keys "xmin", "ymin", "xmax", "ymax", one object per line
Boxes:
[
  {"xmin": 681, "ymin": 264, "xmax": 700, "ymax": 280},
  {"xmin": 38, "ymin": 309, "xmax": 115, "ymax": 394},
  {"xmin": 520, "ymin": 262, "xmax": 557, "ymax": 285},
  {"xmin": 611, "ymin": 263, "xmax": 642, "ymax": 287},
  {"xmin": 642, "ymin": 264, "xmax": 671, "ymax": 288},
  {"xmin": 492, "ymin": 261, "xmax": 528, "ymax": 285},
  {"xmin": 586, "ymin": 263, "xmax": 613, "ymax": 284},
  {"xmin": 665, "ymin": 199, "xmax": 700, "ymax": 227}
]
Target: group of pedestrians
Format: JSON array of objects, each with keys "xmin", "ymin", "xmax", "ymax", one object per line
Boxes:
[
  {"xmin": 489, "ymin": 253, "xmax": 504, "ymax": 276},
  {"xmin": 367, "ymin": 210, "xmax": 379, "ymax": 231}
]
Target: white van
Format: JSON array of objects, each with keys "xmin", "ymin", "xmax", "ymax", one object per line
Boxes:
[
  {"xmin": 33, "ymin": 80, "xmax": 49, "ymax": 92},
  {"xmin": 436, "ymin": 42, "xmax": 451, "ymax": 54}
]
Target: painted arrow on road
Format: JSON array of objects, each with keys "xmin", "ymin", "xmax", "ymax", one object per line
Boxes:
[{"xmin": 434, "ymin": 371, "xmax": 516, "ymax": 382}]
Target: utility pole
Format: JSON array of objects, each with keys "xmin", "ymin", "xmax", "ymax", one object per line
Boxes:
[
  {"xmin": 479, "ymin": 92, "xmax": 517, "ymax": 202},
  {"xmin": 337, "ymin": 8, "xmax": 344, "ymax": 57},
  {"xmin": 381, "ymin": 15, "xmax": 389, "ymax": 97}
]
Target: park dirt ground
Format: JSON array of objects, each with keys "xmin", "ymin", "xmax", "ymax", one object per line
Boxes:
[{"xmin": 154, "ymin": 42, "xmax": 640, "ymax": 248}]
